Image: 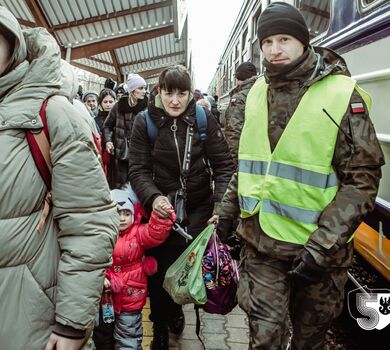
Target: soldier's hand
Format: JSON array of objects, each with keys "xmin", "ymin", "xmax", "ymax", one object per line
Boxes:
[
  {"xmin": 216, "ymin": 218, "xmax": 234, "ymax": 244},
  {"xmin": 224, "ymin": 235, "xmax": 242, "ymax": 260},
  {"xmin": 287, "ymin": 249, "xmax": 327, "ymax": 286}
]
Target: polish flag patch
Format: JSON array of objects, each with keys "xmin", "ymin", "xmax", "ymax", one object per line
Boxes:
[{"xmin": 350, "ymin": 102, "xmax": 365, "ymax": 113}]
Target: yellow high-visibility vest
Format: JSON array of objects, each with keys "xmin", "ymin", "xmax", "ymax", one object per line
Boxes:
[{"xmin": 237, "ymin": 75, "xmax": 371, "ymax": 244}]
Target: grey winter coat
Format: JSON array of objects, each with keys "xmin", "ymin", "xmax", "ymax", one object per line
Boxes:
[{"xmin": 0, "ymin": 7, "xmax": 118, "ymax": 350}]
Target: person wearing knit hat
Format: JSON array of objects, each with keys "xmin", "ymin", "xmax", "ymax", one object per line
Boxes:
[
  {"xmin": 235, "ymin": 61, "xmax": 257, "ymax": 82},
  {"xmin": 103, "ymin": 72, "xmax": 148, "ymax": 189},
  {"xmin": 114, "ymin": 83, "xmax": 127, "ymax": 100},
  {"xmin": 82, "ymin": 90, "xmax": 99, "ymax": 117},
  {"xmin": 127, "ymin": 73, "xmax": 146, "ymax": 93},
  {"xmin": 216, "ymin": 2, "xmax": 384, "ymax": 350},
  {"xmin": 257, "ymin": 1, "xmax": 310, "ymax": 49}
]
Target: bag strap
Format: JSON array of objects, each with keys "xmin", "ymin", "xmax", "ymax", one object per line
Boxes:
[
  {"xmin": 26, "ymin": 99, "xmax": 52, "ymax": 233},
  {"xmin": 195, "ymin": 104, "xmax": 207, "ymax": 141},
  {"xmin": 143, "ymin": 106, "xmax": 208, "ymax": 145},
  {"xmin": 26, "ymin": 99, "xmax": 52, "ymax": 190},
  {"xmin": 144, "ymin": 109, "xmax": 158, "ymax": 144},
  {"xmin": 194, "ymin": 305, "xmax": 206, "ymax": 350}
]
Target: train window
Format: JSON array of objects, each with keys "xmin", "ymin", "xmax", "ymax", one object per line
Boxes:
[
  {"xmin": 360, "ymin": 0, "xmax": 389, "ymax": 14},
  {"xmin": 296, "ymin": 0, "xmax": 331, "ymax": 40}
]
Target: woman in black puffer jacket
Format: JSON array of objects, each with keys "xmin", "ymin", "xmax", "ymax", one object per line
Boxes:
[
  {"xmin": 103, "ymin": 74, "xmax": 148, "ymax": 189},
  {"xmin": 128, "ymin": 65, "xmax": 234, "ymax": 350}
]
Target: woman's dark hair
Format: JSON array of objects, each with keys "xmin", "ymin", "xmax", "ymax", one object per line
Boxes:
[
  {"xmin": 98, "ymin": 88, "xmax": 116, "ymax": 106},
  {"xmin": 158, "ymin": 65, "xmax": 191, "ymax": 92}
]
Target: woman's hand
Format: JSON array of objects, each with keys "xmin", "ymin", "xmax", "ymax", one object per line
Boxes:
[
  {"xmin": 106, "ymin": 141, "xmax": 114, "ymax": 155},
  {"xmin": 207, "ymin": 214, "xmax": 219, "ymax": 225},
  {"xmin": 45, "ymin": 333, "xmax": 85, "ymax": 350},
  {"xmin": 153, "ymin": 196, "xmax": 174, "ymax": 218}
]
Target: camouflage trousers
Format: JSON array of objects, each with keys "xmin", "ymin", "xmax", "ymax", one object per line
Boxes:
[{"xmin": 237, "ymin": 243, "xmax": 348, "ymax": 350}]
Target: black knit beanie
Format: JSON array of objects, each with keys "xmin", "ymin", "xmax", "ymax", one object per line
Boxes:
[
  {"xmin": 235, "ymin": 62, "xmax": 257, "ymax": 81},
  {"xmin": 257, "ymin": 2, "xmax": 309, "ymax": 49}
]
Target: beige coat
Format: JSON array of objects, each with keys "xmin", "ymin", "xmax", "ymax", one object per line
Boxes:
[{"xmin": 0, "ymin": 7, "xmax": 118, "ymax": 350}]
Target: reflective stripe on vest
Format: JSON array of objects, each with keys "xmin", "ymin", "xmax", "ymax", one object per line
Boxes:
[
  {"xmin": 237, "ymin": 74, "xmax": 371, "ymax": 245},
  {"xmin": 239, "ymin": 160, "xmax": 338, "ymax": 189}
]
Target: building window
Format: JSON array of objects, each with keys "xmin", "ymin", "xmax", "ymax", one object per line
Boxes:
[
  {"xmin": 242, "ymin": 28, "xmax": 248, "ymax": 52},
  {"xmin": 251, "ymin": 40, "xmax": 261, "ymax": 71}
]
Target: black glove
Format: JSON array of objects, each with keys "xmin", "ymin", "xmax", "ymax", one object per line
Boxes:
[
  {"xmin": 216, "ymin": 218, "xmax": 235, "ymax": 244},
  {"xmin": 225, "ymin": 235, "xmax": 242, "ymax": 260},
  {"xmin": 216, "ymin": 218, "xmax": 241, "ymax": 260},
  {"xmin": 287, "ymin": 249, "xmax": 327, "ymax": 286}
]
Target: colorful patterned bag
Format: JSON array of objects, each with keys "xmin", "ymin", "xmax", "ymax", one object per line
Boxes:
[{"xmin": 201, "ymin": 232, "xmax": 239, "ymax": 314}]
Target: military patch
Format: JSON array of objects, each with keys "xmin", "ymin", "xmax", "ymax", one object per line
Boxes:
[
  {"xmin": 230, "ymin": 98, "xmax": 237, "ymax": 106},
  {"xmin": 350, "ymin": 102, "xmax": 365, "ymax": 113}
]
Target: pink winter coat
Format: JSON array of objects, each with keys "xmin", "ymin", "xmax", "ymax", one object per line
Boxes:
[{"xmin": 105, "ymin": 205, "xmax": 174, "ymax": 313}]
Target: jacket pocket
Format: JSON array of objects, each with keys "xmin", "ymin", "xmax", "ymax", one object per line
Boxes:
[
  {"xmin": 0, "ymin": 265, "xmax": 55, "ymax": 349},
  {"xmin": 23, "ymin": 265, "xmax": 56, "ymax": 324}
]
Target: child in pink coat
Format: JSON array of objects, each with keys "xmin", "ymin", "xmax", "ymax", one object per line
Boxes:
[{"xmin": 93, "ymin": 188, "xmax": 175, "ymax": 350}]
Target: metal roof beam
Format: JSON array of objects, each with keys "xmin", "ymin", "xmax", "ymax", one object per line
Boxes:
[
  {"xmin": 65, "ymin": 25, "xmax": 175, "ymax": 60},
  {"xmin": 71, "ymin": 62, "xmax": 116, "ymax": 80},
  {"xmin": 18, "ymin": 18, "xmax": 36, "ymax": 27},
  {"xmin": 51, "ymin": 0, "xmax": 172, "ymax": 31},
  {"xmin": 120, "ymin": 51, "xmax": 185, "ymax": 67},
  {"xmin": 110, "ymin": 50, "xmax": 122, "ymax": 83},
  {"xmin": 25, "ymin": 0, "xmax": 50, "ymax": 29},
  {"xmin": 138, "ymin": 65, "xmax": 184, "ymax": 79},
  {"xmin": 88, "ymin": 57, "xmax": 112, "ymax": 65}
]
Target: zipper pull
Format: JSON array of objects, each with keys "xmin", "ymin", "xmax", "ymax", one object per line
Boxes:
[{"xmin": 171, "ymin": 119, "xmax": 177, "ymax": 132}]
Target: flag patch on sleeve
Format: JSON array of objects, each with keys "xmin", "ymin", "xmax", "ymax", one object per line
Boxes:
[
  {"xmin": 230, "ymin": 98, "xmax": 237, "ymax": 106},
  {"xmin": 350, "ymin": 102, "xmax": 365, "ymax": 113}
]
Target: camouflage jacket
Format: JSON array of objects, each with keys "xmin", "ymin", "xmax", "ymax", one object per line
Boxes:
[
  {"xmin": 216, "ymin": 47, "xmax": 385, "ymax": 268},
  {"xmin": 224, "ymin": 76, "xmax": 257, "ymax": 166}
]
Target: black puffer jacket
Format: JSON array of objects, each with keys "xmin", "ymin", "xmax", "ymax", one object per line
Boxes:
[
  {"xmin": 103, "ymin": 95, "xmax": 148, "ymax": 159},
  {"xmin": 129, "ymin": 92, "xmax": 234, "ymax": 212}
]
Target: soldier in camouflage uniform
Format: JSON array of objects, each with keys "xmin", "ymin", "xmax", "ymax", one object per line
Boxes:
[
  {"xmin": 215, "ymin": 2, "xmax": 385, "ymax": 350},
  {"xmin": 224, "ymin": 61, "xmax": 258, "ymax": 166}
]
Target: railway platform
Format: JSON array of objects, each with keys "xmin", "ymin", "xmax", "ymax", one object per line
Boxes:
[{"xmin": 141, "ymin": 300, "xmax": 249, "ymax": 350}]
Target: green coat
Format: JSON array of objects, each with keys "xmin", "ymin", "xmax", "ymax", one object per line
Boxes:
[{"xmin": 0, "ymin": 7, "xmax": 118, "ymax": 350}]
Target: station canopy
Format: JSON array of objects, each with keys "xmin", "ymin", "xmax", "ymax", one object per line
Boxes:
[{"xmin": 0, "ymin": 0, "xmax": 189, "ymax": 85}]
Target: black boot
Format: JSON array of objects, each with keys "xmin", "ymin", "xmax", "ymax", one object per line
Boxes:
[
  {"xmin": 168, "ymin": 308, "xmax": 185, "ymax": 335},
  {"xmin": 151, "ymin": 323, "xmax": 169, "ymax": 350}
]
